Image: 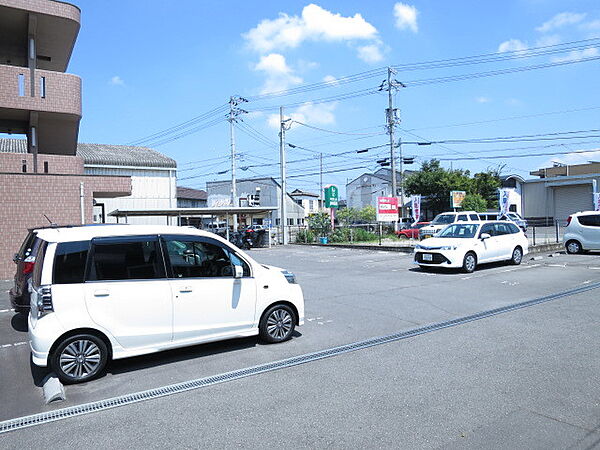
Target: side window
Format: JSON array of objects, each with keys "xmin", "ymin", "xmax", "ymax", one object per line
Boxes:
[
  {"xmin": 163, "ymin": 236, "xmax": 250, "ymax": 278},
  {"xmin": 578, "ymin": 215, "xmax": 600, "ymax": 227},
  {"xmin": 53, "ymin": 240, "xmax": 90, "ymax": 284},
  {"xmin": 457, "ymin": 214, "xmax": 468, "ymax": 222},
  {"xmin": 32, "ymin": 240, "xmax": 47, "ymax": 287},
  {"xmin": 479, "ymin": 223, "xmax": 494, "ymax": 237},
  {"xmin": 494, "ymin": 223, "xmax": 510, "ymax": 236},
  {"xmin": 88, "ymin": 238, "xmax": 164, "ymax": 281},
  {"xmin": 469, "ymin": 214, "xmax": 479, "ymax": 221},
  {"xmin": 507, "ymin": 223, "xmax": 520, "ymax": 234}
]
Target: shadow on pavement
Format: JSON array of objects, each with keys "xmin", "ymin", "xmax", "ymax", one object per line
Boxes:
[
  {"xmin": 409, "ymin": 261, "xmax": 517, "ymax": 276},
  {"xmin": 11, "ymin": 312, "xmax": 28, "ymax": 333}
]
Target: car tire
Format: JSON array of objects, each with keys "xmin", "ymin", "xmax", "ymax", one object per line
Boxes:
[
  {"xmin": 50, "ymin": 334, "xmax": 109, "ymax": 384},
  {"xmin": 510, "ymin": 246, "xmax": 523, "ymax": 265},
  {"xmin": 566, "ymin": 240, "xmax": 582, "ymax": 254},
  {"xmin": 259, "ymin": 304, "xmax": 296, "ymax": 344},
  {"xmin": 462, "ymin": 252, "xmax": 477, "ymax": 273}
]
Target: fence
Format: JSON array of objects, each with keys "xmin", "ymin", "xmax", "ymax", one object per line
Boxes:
[{"xmin": 527, "ymin": 219, "xmax": 566, "ymax": 246}]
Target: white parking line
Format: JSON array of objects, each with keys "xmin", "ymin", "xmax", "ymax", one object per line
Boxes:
[
  {"xmin": 0, "ymin": 309, "xmax": 11, "ymax": 314},
  {"xmin": 0, "ymin": 341, "xmax": 28, "ymax": 349}
]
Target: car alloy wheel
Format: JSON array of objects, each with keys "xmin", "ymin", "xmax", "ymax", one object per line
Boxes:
[
  {"xmin": 511, "ymin": 247, "xmax": 523, "ymax": 265},
  {"xmin": 463, "ymin": 252, "xmax": 477, "ymax": 273},
  {"xmin": 566, "ymin": 240, "xmax": 582, "ymax": 254},
  {"xmin": 259, "ymin": 305, "xmax": 295, "ymax": 343},
  {"xmin": 51, "ymin": 334, "xmax": 108, "ymax": 384}
]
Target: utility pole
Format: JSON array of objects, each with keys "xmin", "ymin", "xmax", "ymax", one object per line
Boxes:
[
  {"xmin": 227, "ymin": 96, "xmax": 247, "ymax": 232},
  {"xmin": 279, "ymin": 107, "xmax": 291, "ymax": 244},
  {"xmin": 319, "ymin": 153, "xmax": 323, "ymax": 210},
  {"xmin": 383, "ymin": 67, "xmax": 406, "ymax": 223}
]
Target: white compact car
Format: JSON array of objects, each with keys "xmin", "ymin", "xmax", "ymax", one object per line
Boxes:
[
  {"xmin": 28, "ymin": 225, "xmax": 304, "ymax": 383},
  {"xmin": 563, "ymin": 211, "xmax": 600, "ymax": 253},
  {"xmin": 414, "ymin": 221, "xmax": 529, "ymax": 273},
  {"xmin": 419, "ymin": 211, "xmax": 481, "ymax": 239}
]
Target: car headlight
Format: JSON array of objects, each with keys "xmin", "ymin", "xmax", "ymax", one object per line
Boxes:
[
  {"xmin": 281, "ymin": 270, "xmax": 297, "ymax": 284},
  {"xmin": 440, "ymin": 245, "xmax": 457, "ymax": 250}
]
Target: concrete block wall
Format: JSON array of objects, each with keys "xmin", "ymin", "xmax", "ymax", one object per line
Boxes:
[{"xmin": 0, "ymin": 172, "xmax": 130, "ymax": 279}]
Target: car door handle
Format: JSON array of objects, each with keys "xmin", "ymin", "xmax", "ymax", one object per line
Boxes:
[
  {"xmin": 179, "ymin": 286, "xmax": 193, "ymax": 293},
  {"xmin": 94, "ymin": 289, "xmax": 110, "ymax": 297}
]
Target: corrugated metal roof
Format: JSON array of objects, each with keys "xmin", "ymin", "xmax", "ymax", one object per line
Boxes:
[
  {"xmin": 0, "ymin": 138, "xmax": 177, "ymax": 168},
  {"xmin": 177, "ymin": 186, "xmax": 207, "ymax": 200}
]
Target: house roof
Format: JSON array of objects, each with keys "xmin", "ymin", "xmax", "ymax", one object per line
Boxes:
[
  {"xmin": 177, "ymin": 186, "xmax": 207, "ymax": 200},
  {"xmin": 290, "ymin": 189, "xmax": 319, "ymax": 198},
  {"xmin": 0, "ymin": 138, "xmax": 177, "ymax": 168}
]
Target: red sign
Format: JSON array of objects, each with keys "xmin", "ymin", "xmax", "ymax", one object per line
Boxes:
[{"xmin": 376, "ymin": 196, "xmax": 399, "ymax": 222}]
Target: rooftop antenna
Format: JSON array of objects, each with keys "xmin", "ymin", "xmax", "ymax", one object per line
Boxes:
[{"xmin": 43, "ymin": 214, "xmax": 57, "ymax": 227}]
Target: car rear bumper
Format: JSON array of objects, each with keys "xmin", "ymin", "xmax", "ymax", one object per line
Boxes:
[{"xmin": 29, "ymin": 312, "xmax": 65, "ymax": 367}]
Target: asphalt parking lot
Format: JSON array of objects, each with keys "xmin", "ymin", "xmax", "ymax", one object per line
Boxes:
[{"xmin": 1, "ymin": 246, "xmax": 599, "ymax": 448}]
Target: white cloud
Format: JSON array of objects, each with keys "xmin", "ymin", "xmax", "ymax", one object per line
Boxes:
[
  {"xmin": 267, "ymin": 101, "xmax": 337, "ymax": 128},
  {"xmin": 393, "ymin": 3, "xmax": 418, "ymax": 33},
  {"xmin": 357, "ymin": 44, "xmax": 384, "ymax": 63},
  {"xmin": 475, "ymin": 96, "xmax": 491, "ymax": 103},
  {"xmin": 505, "ymin": 98, "xmax": 522, "ymax": 106},
  {"xmin": 323, "ymin": 75, "xmax": 338, "ymax": 85},
  {"xmin": 536, "ymin": 12, "xmax": 587, "ymax": 33},
  {"xmin": 497, "ymin": 39, "xmax": 528, "ymax": 53},
  {"xmin": 254, "ymin": 53, "xmax": 303, "ymax": 94},
  {"xmin": 109, "ymin": 75, "xmax": 124, "ymax": 86},
  {"xmin": 580, "ymin": 19, "xmax": 600, "ymax": 31},
  {"xmin": 242, "ymin": 4, "xmax": 378, "ymax": 53},
  {"xmin": 551, "ymin": 47, "xmax": 599, "ymax": 63}
]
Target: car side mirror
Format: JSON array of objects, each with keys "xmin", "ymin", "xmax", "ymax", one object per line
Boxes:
[
  {"xmin": 234, "ymin": 265, "xmax": 243, "ymax": 278},
  {"xmin": 13, "ymin": 253, "xmax": 20, "ymax": 263},
  {"xmin": 480, "ymin": 233, "xmax": 491, "ymax": 240}
]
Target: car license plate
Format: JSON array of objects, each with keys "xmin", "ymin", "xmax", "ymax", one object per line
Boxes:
[{"xmin": 423, "ymin": 253, "xmax": 433, "ymax": 261}]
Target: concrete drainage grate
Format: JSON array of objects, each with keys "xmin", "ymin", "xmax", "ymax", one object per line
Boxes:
[{"xmin": 1, "ymin": 281, "xmax": 599, "ymax": 435}]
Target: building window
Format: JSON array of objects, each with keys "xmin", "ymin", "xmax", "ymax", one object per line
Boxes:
[
  {"xmin": 18, "ymin": 74, "xmax": 25, "ymax": 96},
  {"xmin": 43, "ymin": 161, "xmax": 49, "ymax": 173},
  {"xmin": 275, "ymin": 219, "xmax": 280, "ymax": 226},
  {"xmin": 40, "ymin": 76, "xmax": 46, "ymax": 98},
  {"xmin": 22, "ymin": 160, "xmax": 27, "ymax": 173}
]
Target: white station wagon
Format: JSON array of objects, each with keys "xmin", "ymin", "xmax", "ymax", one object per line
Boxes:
[
  {"xmin": 414, "ymin": 221, "xmax": 529, "ymax": 273},
  {"xmin": 28, "ymin": 225, "xmax": 304, "ymax": 383}
]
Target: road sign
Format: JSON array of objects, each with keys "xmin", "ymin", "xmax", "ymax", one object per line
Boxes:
[
  {"xmin": 450, "ymin": 190, "xmax": 466, "ymax": 208},
  {"xmin": 377, "ymin": 196, "xmax": 399, "ymax": 222},
  {"xmin": 324, "ymin": 185, "xmax": 339, "ymax": 208}
]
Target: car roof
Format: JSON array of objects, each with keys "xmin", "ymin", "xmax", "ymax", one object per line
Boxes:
[{"xmin": 36, "ymin": 224, "xmax": 215, "ymax": 243}]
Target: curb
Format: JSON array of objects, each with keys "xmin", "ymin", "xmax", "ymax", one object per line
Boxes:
[{"xmin": 294, "ymin": 242, "xmax": 565, "ymax": 254}]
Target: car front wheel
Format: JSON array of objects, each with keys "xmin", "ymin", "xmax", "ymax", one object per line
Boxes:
[
  {"xmin": 462, "ymin": 252, "xmax": 477, "ymax": 273},
  {"xmin": 510, "ymin": 247, "xmax": 523, "ymax": 265},
  {"xmin": 50, "ymin": 334, "xmax": 108, "ymax": 384},
  {"xmin": 259, "ymin": 304, "xmax": 296, "ymax": 343}
]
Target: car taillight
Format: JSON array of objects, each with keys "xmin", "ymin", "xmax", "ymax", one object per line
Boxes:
[
  {"xmin": 36, "ymin": 285, "xmax": 53, "ymax": 318},
  {"xmin": 22, "ymin": 260, "xmax": 35, "ymax": 274},
  {"xmin": 566, "ymin": 216, "xmax": 572, "ymax": 226}
]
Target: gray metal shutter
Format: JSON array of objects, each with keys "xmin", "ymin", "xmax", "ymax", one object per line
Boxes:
[{"xmin": 553, "ymin": 184, "xmax": 593, "ymax": 224}]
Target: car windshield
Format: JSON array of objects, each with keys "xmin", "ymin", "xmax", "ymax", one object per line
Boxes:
[
  {"xmin": 438, "ymin": 224, "xmax": 479, "ymax": 238},
  {"xmin": 432, "ymin": 214, "xmax": 455, "ymax": 225},
  {"xmin": 508, "ymin": 213, "xmax": 520, "ymax": 220}
]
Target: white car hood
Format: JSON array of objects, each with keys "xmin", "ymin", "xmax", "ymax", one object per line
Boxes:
[{"xmin": 418, "ymin": 237, "xmax": 469, "ymax": 249}]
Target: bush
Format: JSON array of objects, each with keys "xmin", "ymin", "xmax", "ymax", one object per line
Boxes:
[
  {"xmin": 330, "ymin": 228, "xmax": 351, "ymax": 243},
  {"xmin": 461, "ymin": 194, "xmax": 487, "ymax": 212},
  {"xmin": 353, "ymin": 228, "xmax": 378, "ymax": 242},
  {"xmin": 295, "ymin": 229, "xmax": 315, "ymax": 243}
]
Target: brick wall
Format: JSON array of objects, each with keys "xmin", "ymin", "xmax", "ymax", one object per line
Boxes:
[
  {"xmin": 1, "ymin": 0, "xmax": 81, "ymax": 23},
  {"xmin": 0, "ymin": 172, "xmax": 131, "ymax": 279},
  {"xmin": 0, "ymin": 152, "xmax": 84, "ymax": 174}
]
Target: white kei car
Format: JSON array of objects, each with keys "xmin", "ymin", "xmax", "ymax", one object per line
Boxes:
[
  {"xmin": 28, "ymin": 225, "xmax": 304, "ymax": 383},
  {"xmin": 414, "ymin": 221, "xmax": 529, "ymax": 273}
]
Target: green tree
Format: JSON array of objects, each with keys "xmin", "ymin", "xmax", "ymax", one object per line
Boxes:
[
  {"xmin": 461, "ymin": 193, "xmax": 487, "ymax": 212},
  {"xmin": 307, "ymin": 212, "xmax": 331, "ymax": 236},
  {"xmin": 358, "ymin": 205, "xmax": 376, "ymax": 222},
  {"xmin": 336, "ymin": 207, "xmax": 359, "ymax": 226},
  {"xmin": 404, "ymin": 160, "xmax": 472, "ymax": 213},
  {"xmin": 472, "ymin": 169, "xmax": 501, "ymax": 209}
]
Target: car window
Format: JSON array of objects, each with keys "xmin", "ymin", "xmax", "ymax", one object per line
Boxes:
[
  {"xmin": 18, "ymin": 232, "xmax": 37, "ymax": 259},
  {"xmin": 494, "ymin": 223, "xmax": 511, "ymax": 236},
  {"xmin": 479, "ymin": 223, "xmax": 495, "ymax": 237},
  {"xmin": 457, "ymin": 214, "xmax": 468, "ymax": 222},
  {"xmin": 578, "ymin": 214, "xmax": 600, "ymax": 227},
  {"xmin": 469, "ymin": 214, "xmax": 479, "ymax": 221},
  {"xmin": 438, "ymin": 224, "xmax": 478, "ymax": 238},
  {"xmin": 53, "ymin": 240, "xmax": 90, "ymax": 284},
  {"xmin": 32, "ymin": 240, "xmax": 48, "ymax": 287},
  {"xmin": 507, "ymin": 223, "xmax": 520, "ymax": 234},
  {"xmin": 163, "ymin": 236, "xmax": 250, "ymax": 278},
  {"xmin": 432, "ymin": 214, "xmax": 455, "ymax": 225},
  {"xmin": 87, "ymin": 237, "xmax": 164, "ymax": 281}
]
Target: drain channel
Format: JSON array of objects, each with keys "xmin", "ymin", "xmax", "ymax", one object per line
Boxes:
[{"xmin": 1, "ymin": 281, "xmax": 599, "ymax": 435}]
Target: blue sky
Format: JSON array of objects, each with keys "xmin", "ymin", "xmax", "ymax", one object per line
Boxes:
[{"xmin": 67, "ymin": 0, "xmax": 600, "ymax": 196}]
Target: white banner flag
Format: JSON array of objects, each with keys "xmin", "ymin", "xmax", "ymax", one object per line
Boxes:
[
  {"xmin": 411, "ymin": 195, "xmax": 421, "ymax": 224},
  {"xmin": 498, "ymin": 188, "xmax": 511, "ymax": 217}
]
